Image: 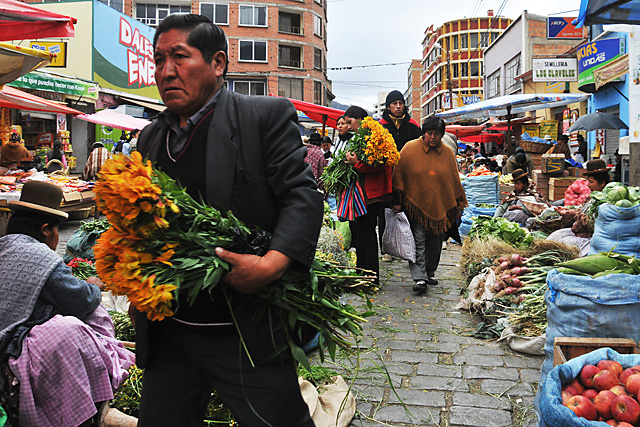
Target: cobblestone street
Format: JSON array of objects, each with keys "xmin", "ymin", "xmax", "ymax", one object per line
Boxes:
[{"xmin": 332, "ymin": 244, "xmax": 544, "ymax": 427}]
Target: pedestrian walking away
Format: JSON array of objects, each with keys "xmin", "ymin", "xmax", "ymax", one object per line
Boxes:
[{"xmin": 135, "ymin": 13, "xmax": 323, "ymax": 427}]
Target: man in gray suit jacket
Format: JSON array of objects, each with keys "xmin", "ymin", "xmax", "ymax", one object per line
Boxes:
[{"xmin": 135, "ymin": 14, "xmax": 323, "ymax": 427}]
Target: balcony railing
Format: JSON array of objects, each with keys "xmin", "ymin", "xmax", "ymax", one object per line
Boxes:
[
  {"xmin": 279, "ymin": 59, "xmax": 303, "ymax": 68},
  {"xmin": 278, "ymin": 25, "xmax": 304, "ymax": 35}
]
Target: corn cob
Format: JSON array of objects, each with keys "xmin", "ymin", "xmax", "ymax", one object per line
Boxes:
[{"xmin": 558, "ymin": 253, "xmax": 623, "ymax": 275}]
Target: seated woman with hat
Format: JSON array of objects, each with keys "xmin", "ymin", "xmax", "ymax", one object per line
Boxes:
[
  {"xmin": 494, "ymin": 168, "xmax": 550, "ymax": 228},
  {"xmin": 0, "ymin": 181, "xmax": 136, "ymax": 427},
  {"xmin": 0, "ymin": 133, "xmax": 30, "ymax": 169},
  {"xmin": 547, "ymin": 159, "xmax": 611, "ymax": 256}
]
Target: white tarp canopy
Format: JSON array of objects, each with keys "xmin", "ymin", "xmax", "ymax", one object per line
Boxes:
[
  {"xmin": 77, "ymin": 108, "xmax": 150, "ymax": 131},
  {"xmin": 435, "ymin": 93, "xmax": 589, "ymax": 122}
]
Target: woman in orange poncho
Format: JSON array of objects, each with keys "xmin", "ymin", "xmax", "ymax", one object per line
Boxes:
[
  {"xmin": 392, "ymin": 117, "xmax": 467, "ymax": 294},
  {"xmin": 0, "ymin": 133, "xmax": 29, "ymax": 168}
]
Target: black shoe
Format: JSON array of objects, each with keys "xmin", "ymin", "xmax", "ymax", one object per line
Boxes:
[
  {"xmin": 412, "ymin": 280, "xmax": 428, "ymax": 293},
  {"xmin": 427, "ymin": 276, "xmax": 438, "ymax": 286}
]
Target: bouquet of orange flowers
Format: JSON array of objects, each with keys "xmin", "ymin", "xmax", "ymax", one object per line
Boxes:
[
  {"xmin": 321, "ymin": 117, "xmax": 399, "ymax": 219},
  {"xmin": 93, "ymin": 152, "xmax": 376, "ymax": 366}
]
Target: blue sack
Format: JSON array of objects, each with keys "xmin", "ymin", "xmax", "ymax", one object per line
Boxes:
[
  {"xmin": 463, "ymin": 175, "xmax": 500, "ymax": 206},
  {"xmin": 539, "ymin": 348, "xmax": 640, "ymax": 427},
  {"xmin": 534, "ymin": 270, "xmax": 640, "ymax": 424},
  {"xmin": 459, "ymin": 205, "xmax": 497, "ymax": 237},
  {"xmin": 589, "ymin": 203, "xmax": 640, "ymax": 257}
]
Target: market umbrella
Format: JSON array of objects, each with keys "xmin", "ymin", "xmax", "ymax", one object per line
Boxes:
[
  {"xmin": 568, "ymin": 112, "xmax": 628, "ymax": 132},
  {"xmin": 0, "ymin": 42, "xmax": 54, "ymax": 86},
  {"xmin": 573, "ymin": 0, "xmax": 640, "ymax": 28},
  {"xmin": 76, "ymin": 108, "xmax": 150, "ymax": 131},
  {"xmin": 0, "ymin": 0, "xmax": 76, "ymax": 40}
]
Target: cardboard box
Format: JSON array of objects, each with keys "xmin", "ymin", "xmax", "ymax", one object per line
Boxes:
[
  {"xmin": 541, "ymin": 154, "xmax": 566, "ymax": 176},
  {"xmin": 553, "ymin": 337, "xmax": 640, "ymax": 366},
  {"xmin": 549, "ymin": 177, "xmax": 581, "ymax": 201}
]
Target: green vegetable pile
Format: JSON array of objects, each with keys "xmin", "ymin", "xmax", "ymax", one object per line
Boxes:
[
  {"xmin": 79, "ymin": 218, "xmax": 111, "ymax": 233},
  {"xmin": 589, "ymin": 182, "xmax": 640, "ymax": 217},
  {"xmin": 108, "ymin": 311, "xmax": 136, "ymax": 342},
  {"xmin": 558, "ymin": 251, "xmax": 640, "ymax": 277},
  {"xmin": 476, "ymin": 203, "xmax": 497, "ymax": 208},
  {"xmin": 468, "ymin": 215, "xmax": 534, "ymax": 248}
]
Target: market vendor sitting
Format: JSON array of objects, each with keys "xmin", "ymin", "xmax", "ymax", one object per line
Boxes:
[
  {"xmin": 494, "ymin": 168, "xmax": 550, "ymax": 227},
  {"xmin": 502, "ymin": 147, "xmax": 535, "ymax": 175},
  {"xmin": 546, "ymin": 159, "xmax": 611, "ymax": 256},
  {"xmin": 0, "ymin": 133, "xmax": 29, "ymax": 169},
  {"xmin": 0, "ymin": 181, "xmax": 136, "ymax": 427}
]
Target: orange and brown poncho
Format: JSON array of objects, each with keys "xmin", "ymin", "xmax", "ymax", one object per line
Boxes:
[{"xmin": 392, "ymin": 137, "xmax": 467, "ymax": 235}]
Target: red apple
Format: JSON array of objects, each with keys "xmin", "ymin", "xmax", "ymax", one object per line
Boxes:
[
  {"xmin": 605, "ymin": 419, "xmax": 618, "ymax": 426},
  {"xmin": 583, "ymin": 388, "xmax": 599, "ymax": 401},
  {"xmin": 562, "ymin": 385, "xmax": 578, "ymax": 405},
  {"xmin": 611, "ymin": 395, "xmax": 640, "ymax": 425},
  {"xmin": 594, "ymin": 370, "xmax": 620, "ymax": 391},
  {"xmin": 626, "ymin": 373, "xmax": 640, "ymax": 397},
  {"xmin": 611, "ymin": 385, "xmax": 629, "ymax": 396},
  {"xmin": 620, "ymin": 368, "xmax": 640, "ymax": 386},
  {"xmin": 565, "ymin": 395, "xmax": 598, "ymax": 421},
  {"xmin": 598, "ymin": 360, "xmax": 624, "ymax": 378},
  {"xmin": 580, "ymin": 365, "xmax": 601, "ymax": 389},
  {"xmin": 618, "ymin": 423, "xmax": 634, "ymax": 427},
  {"xmin": 571, "ymin": 378, "xmax": 587, "ymax": 394},
  {"xmin": 594, "ymin": 390, "xmax": 617, "ymax": 419}
]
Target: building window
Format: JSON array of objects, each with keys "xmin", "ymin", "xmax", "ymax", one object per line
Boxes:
[
  {"xmin": 460, "ymin": 34, "xmax": 468, "ymax": 49},
  {"xmin": 453, "ymin": 35, "xmax": 458, "ymax": 50},
  {"xmin": 239, "ymin": 40, "xmax": 267, "ymax": 62},
  {"xmin": 279, "ymin": 44, "xmax": 302, "ymax": 68},
  {"xmin": 470, "ymin": 61, "xmax": 480, "ymax": 77},
  {"xmin": 314, "ymin": 47, "xmax": 322, "ymax": 70},
  {"xmin": 314, "ymin": 81, "xmax": 322, "ymax": 105},
  {"xmin": 470, "ymin": 33, "xmax": 478, "ymax": 49},
  {"xmin": 279, "ymin": 11, "xmax": 302, "ymax": 34},
  {"xmin": 99, "ymin": 0, "xmax": 123, "ymax": 13},
  {"xmin": 480, "ymin": 32, "xmax": 490, "ymax": 47},
  {"xmin": 278, "ymin": 77, "xmax": 304, "ymax": 100},
  {"xmin": 200, "ymin": 3, "xmax": 228, "ymax": 25},
  {"xmin": 506, "ymin": 55, "xmax": 521, "ymax": 93},
  {"xmin": 136, "ymin": 4, "xmax": 191, "ymax": 27},
  {"xmin": 233, "ymin": 81, "xmax": 265, "ymax": 96},
  {"xmin": 487, "ymin": 70, "xmax": 500, "ymax": 98},
  {"xmin": 313, "ymin": 14, "xmax": 323, "ymax": 37},
  {"xmin": 239, "ymin": 5, "xmax": 267, "ymax": 26},
  {"xmin": 315, "ymin": 0, "xmax": 323, "ymax": 4},
  {"xmin": 452, "ymin": 62, "xmax": 459, "ymax": 78},
  {"xmin": 461, "ymin": 63, "xmax": 468, "ymax": 77}
]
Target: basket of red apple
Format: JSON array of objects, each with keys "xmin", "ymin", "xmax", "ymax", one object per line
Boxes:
[{"xmin": 539, "ymin": 347, "xmax": 640, "ymax": 427}]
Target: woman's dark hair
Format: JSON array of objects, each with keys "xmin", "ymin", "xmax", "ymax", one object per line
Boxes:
[
  {"xmin": 344, "ymin": 106, "xmax": 368, "ymax": 121},
  {"xmin": 6, "ymin": 211, "xmax": 60, "ymax": 243},
  {"xmin": 127, "ymin": 129, "xmax": 140, "ymax": 142},
  {"xmin": 515, "ymin": 175, "xmax": 529, "ymax": 186},
  {"xmin": 591, "ymin": 171, "xmax": 611, "ymax": 186},
  {"xmin": 154, "ymin": 14, "xmax": 228, "ymax": 77},
  {"xmin": 50, "ymin": 140, "xmax": 64, "ymax": 161},
  {"xmin": 421, "ymin": 116, "xmax": 446, "ymax": 135}
]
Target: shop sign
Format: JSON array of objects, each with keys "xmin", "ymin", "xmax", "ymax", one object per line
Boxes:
[
  {"xmin": 29, "ymin": 41, "xmax": 66, "ymax": 67},
  {"xmin": 37, "ymin": 132, "xmax": 53, "ymax": 145},
  {"xmin": 577, "ymin": 38, "xmax": 625, "ymax": 93},
  {"xmin": 533, "ymin": 58, "xmax": 578, "ymax": 82},
  {"xmin": 547, "ymin": 17, "xmax": 584, "ymax": 39},
  {"xmin": 93, "ymin": 1, "xmax": 160, "ymax": 100},
  {"xmin": 461, "ymin": 95, "xmax": 482, "ymax": 105},
  {"xmin": 563, "ymin": 108, "xmax": 571, "ymax": 134},
  {"xmin": 522, "ymin": 125, "xmax": 539, "ymax": 138},
  {"xmin": 9, "ymin": 72, "xmax": 98, "ymax": 100},
  {"xmin": 540, "ymin": 120, "xmax": 559, "ymax": 139},
  {"xmin": 629, "ymin": 28, "xmax": 640, "ymax": 142}
]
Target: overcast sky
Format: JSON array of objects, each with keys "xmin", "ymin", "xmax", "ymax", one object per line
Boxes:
[{"xmin": 326, "ymin": 0, "xmax": 583, "ymax": 110}]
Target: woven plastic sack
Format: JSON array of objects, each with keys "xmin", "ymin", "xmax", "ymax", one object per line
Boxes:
[
  {"xmin": 589, "ymin": 203, "xmax": 640, "ymax": 257},
  {"xmin": 463, "ymin": 174, "xmax": 500, "ymax": 206},
  {"xmin": 539, "ymin": 348, "xmax": 640, "ymax": 427},
  {"xmin": 381, "ymin": 208, "xmax": 416, "ymax": 262},
  {"xmin": 63, "ymin": 228, "xmax": 104, "ymax": 263},
  {"xmin": 534, "ymin": 270, "xmax": 640, "ymax": 423}
]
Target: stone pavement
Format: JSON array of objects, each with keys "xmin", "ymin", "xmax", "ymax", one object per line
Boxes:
[{"xmin": 323, "ymin": 243, "xmax": 545, "ymax": 427}]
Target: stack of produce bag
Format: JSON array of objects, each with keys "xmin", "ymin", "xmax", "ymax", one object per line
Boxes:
[
  {"xmin": 564, "ymin": 179, "xmax": 591, "ymax": 207},
  {"xmin": 463, "ymin": 172, "xmax": 500, "ymax": 206}
]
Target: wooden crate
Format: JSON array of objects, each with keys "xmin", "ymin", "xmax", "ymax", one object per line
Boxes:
[
  {"xmin": 529, "ymin": 153, "xmax": 544, "ymax": 170},
  {"xmin": 532, "ymin": 170, "xmax": 549, "ymax": 200},
  {"xmin": 553, "ymin": 337, "xmax": 640, "ymax": 366},
  {"xmin": 541, "ymin": 154, "xmax": 565, "ymax": 176},
  {"xmin": 549, "ymin": 177, "xmax": 581, "ymax": 201}
]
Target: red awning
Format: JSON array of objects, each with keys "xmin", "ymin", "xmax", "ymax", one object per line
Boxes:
[
  {"xmin": 287, "ymin": 98, "xmax": 345, "ymax": 129},
  {"xmin": 0, "ymin": 85, "xmax": 81, "ymax": 114},
  {"xmin": 460, "ymin": 133, "xmax": 504, "ymax": 144},
  {"xmin": 445, "ymin": 124, "xmax": 485, "ymax": 138},
  {"xmin": 0, "ymin": 0, "xmax": 76, "ymax": 41}
]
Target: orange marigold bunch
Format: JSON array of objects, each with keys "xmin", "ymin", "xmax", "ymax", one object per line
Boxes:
[{"xmin": 356, "ymin": 117, "xmax": 400, "ymax": 168}]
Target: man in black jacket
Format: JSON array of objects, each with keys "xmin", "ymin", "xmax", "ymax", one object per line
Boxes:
[
  {"xmin": 135, "ymin": 14, "xmax": 322, "ymax": 427},
  {"xmin": 378, "ymin": 90, "xmax": 422, "ymax": 261}
]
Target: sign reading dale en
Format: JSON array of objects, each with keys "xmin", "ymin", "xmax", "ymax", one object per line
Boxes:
[{"xmin": 119, "ymin": 18, "xmax": 155, "ymax": 87}]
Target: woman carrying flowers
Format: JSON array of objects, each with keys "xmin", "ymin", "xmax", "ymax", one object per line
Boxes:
[{"xmin": 343, "ymin": 106, "xmax": 395, "ymax": 285}]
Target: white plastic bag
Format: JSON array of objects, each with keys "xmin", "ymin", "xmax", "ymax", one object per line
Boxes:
[{"xmin": 381, "ymin": 208, "xmax": 416, "ymax": 262}]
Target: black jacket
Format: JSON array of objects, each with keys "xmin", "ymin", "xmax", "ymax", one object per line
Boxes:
[{"xmin": 379, "ymin": 109, "xmax": 422, "ymax": 152}]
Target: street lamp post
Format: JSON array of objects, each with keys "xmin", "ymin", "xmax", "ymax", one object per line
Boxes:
[{"xmin": 434, "ymin": 42, "xmax": 453, "ymax": 110}]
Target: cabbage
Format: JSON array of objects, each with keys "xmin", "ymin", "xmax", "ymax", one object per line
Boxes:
[
  {"xmin": 629, "ymin": 187, "xmax": 640, "ymax": 203},
  {"xmin": 606, "ymin": 186, "xmax": 629, "ymax": 204},
  {"xmin": 616, "ymin": 199, "xmax": 635, "ymax": 208},
  {"xmin": 603, "ymin": 182, "xmax": 623, "ymax": 195}
]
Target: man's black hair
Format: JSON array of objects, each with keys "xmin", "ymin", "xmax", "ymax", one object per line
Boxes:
[
  {"xmin": 154, "ymin": 14, "xmax": 228, "ymax": 77},
  {"xmin": 421, "ymin": 116, "xmax": 446, "ymax": 135},
  {"xmin": 6, "ymin": 211, "xmax": 60, "ymax": 243},
  {"xmin": 515, "ymin": 152, "xmax": 527, "ymax": 164}
]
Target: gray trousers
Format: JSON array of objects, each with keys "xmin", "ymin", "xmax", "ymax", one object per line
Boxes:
[{"xmin": 408, "ymin": 218, "xmax": 445, "ymax": 281}]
